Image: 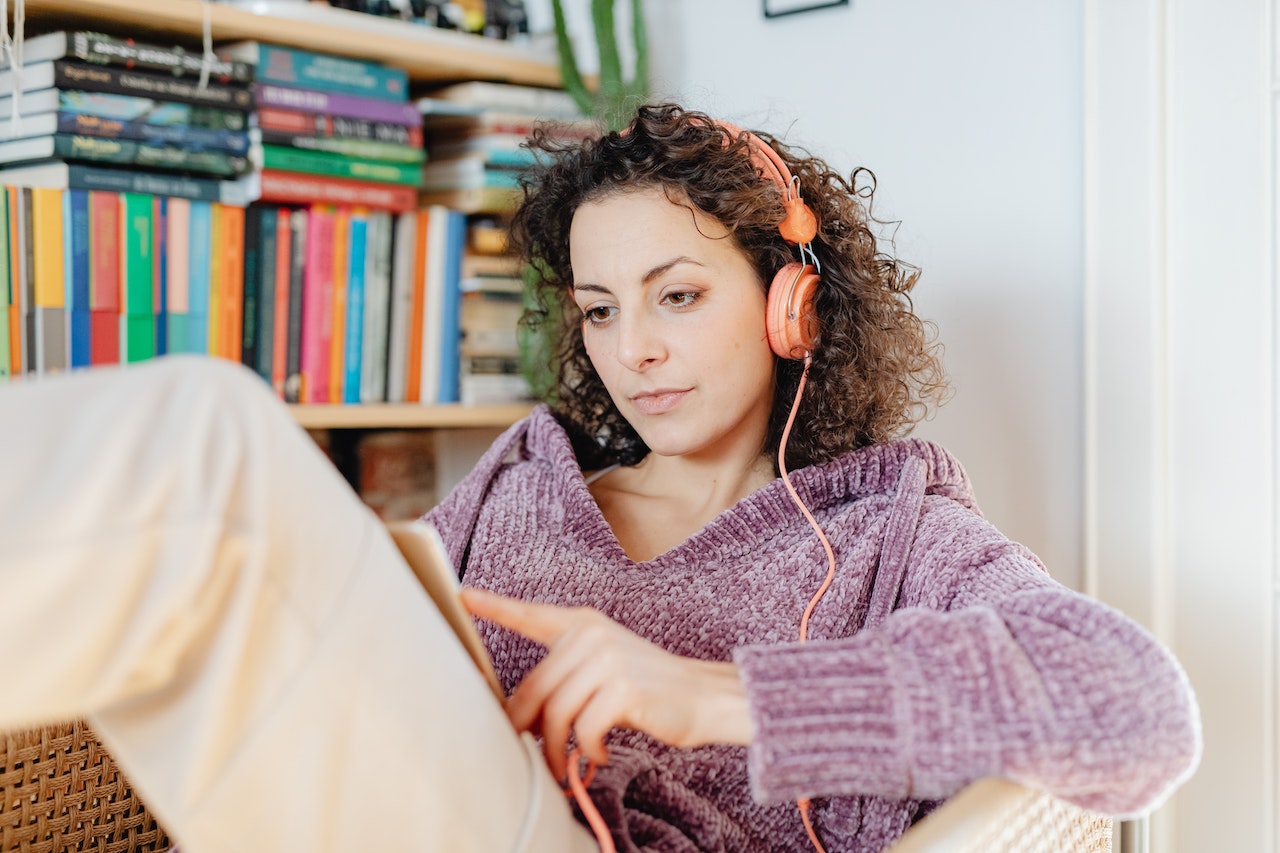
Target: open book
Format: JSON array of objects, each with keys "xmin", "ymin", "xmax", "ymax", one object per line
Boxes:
[{"xmin": 384, "ymin": 520, "xmax": 504, "ymax": 703}]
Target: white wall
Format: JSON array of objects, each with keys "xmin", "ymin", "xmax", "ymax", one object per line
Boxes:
[{"xmin": 637, "ymin": 0, "xmax": 1087, "ymax": 589}]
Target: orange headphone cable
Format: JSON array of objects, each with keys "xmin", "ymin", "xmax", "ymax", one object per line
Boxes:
[{"xmin": 778, "ymin": 357, "xmax": 834, "ymax": 853}]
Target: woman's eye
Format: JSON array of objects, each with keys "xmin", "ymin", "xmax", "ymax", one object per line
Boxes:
[
  {"xmin": 583, "ymin": 306, "xmax": 614, "ymax": 325},
  {"xmin": 665, "ymin": 291, "xmax": 699, "ymax": 307}
]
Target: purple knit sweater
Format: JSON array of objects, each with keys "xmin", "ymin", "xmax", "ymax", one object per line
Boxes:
[{"xmin": 425, "ymin": 406, "xmax": 1200, "ymax": 852}]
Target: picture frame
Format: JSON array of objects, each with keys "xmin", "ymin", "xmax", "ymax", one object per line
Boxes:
[{"xmin": 762, "ymin": 0, "xmax": 849, "ymax": 19}]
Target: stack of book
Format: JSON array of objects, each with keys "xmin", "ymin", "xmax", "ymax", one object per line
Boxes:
[
  {"xmin": 417, "ymin": 79, "xmax": 593, "ymax": 213},
  {"xmin": 457, "ymin": 218, "xmax": 530, "ymax": 405},
  {"xmin": 0, "ymin": 30, "xmax": 254, "ymax": 202},
  {"xmin": 220, "ymin": 41, "xmax": 425, "ymax": 213}
]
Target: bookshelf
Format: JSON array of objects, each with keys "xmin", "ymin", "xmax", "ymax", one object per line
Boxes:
[
  {"xmin": 290, "ymin": 401, "xmax": 533, "ymax": 430},
  {"xmin": 21, "ymin": 0, "xmax": 563, "ymax": 88}
]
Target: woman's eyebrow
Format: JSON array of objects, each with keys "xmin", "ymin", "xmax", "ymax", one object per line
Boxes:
[
  {"xmin": 573, "ymin": 256, "xmax": 706, "ymax": 294},
  {"xmin": 643, "ymin": 256, "xmax": 703, "ymax": 284}
]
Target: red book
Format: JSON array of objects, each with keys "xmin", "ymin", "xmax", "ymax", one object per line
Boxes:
[
  {"xmin": 257, "ymin": 169, "xmax": 417, "ymax": 213},
  {"xmin": 300, "ymin": 206, "xmax": 334, "ymax": 403},
  {"xmin": 87, "ymin": 190, "xmax": 120, "ymax": 364},
  {"xmin": 256, "ymin": 106, "xmax": 423, "ymax": 148}
]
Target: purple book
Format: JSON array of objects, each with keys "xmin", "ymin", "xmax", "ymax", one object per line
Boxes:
[{"xmin": 252, "ymin": 84, "xmax": 420, "ymax": 127}]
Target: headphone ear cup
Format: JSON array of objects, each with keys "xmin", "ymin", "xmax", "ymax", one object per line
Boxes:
[{"xmin": 766, "ymin": 262, "xmax": 821, "ymax": 359}]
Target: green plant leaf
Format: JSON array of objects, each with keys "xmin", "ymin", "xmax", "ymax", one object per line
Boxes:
[{"xmin": 550, "ymin": 0, "xmax": 595, "ymax": 117}]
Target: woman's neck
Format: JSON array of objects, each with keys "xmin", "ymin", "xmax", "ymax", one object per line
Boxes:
[{"xmin": 588, "ymin": 449, "xmax": 777, "ymax": 563}]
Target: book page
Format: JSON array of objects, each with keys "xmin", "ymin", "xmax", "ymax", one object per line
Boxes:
[{"xmin": 384, "ymin": 520, "xmax": 504, "ymax": 703}]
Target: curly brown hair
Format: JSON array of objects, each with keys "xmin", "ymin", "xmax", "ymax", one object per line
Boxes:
[{"xmin": 510, "ymin": 103, "xmax": 949, "ymax": 471}]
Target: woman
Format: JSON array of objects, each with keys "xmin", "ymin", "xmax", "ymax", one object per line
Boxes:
[{"xmin": 428, "ymin": 103, "xmax": 1202, "ymax": 852}]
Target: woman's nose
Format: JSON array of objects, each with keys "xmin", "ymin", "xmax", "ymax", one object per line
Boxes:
[{"xmin": 615, "ymin": 311, "xmax": 666, "ymax": 371}]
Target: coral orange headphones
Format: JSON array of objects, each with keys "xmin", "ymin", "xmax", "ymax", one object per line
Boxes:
[{"xmin": 713, "ymin": 120, "xmax": 823, "ymax": 361}]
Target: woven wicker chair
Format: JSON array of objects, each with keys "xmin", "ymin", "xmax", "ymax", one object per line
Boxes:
[
  {"xmin": 0, "ymin": 720, "xmax": 171, "ymax": 853},
  {"xmin": 886, "ymin": 777, "xmax": 1113, "ymax": 853}
]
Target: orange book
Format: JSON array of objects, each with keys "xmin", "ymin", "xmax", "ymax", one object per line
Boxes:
[
  {"xmin": 30, "ymin": 188, "xmax": 64, "ymax": 310},
  {"xmin": 208, "ymin": 204, "xmax": 223, "ymax": 358},
  {"xmin": 220, "ymin": 204, "xmax": 246, "ymax": 362},
  {"xmin": 404, "ymin": 210, "xmax": 429, "ymax": 403},
  {"xmin": 329, "ymin": 209, "xmax": 349, "ymax": 402}
]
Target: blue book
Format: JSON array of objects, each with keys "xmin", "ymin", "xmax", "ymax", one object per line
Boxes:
[
  {"xmin": 437, "ymin": 210, "xmax": 465, "ymax": 404},
  {"xmin": 154, "ymin": 197, "xmax": 168, "ymax": 356},
  {"xmin": 64, "ymin": 189, "xmax": 91, "ymax": 368},
  {"xmin": 187, "ymin": 200, "xmax": 212, "ymax": 354},
  {"xmin": 342, "ymin": 216, "xmax": 367, "ymax": 404},
  {"xmin": 220, "ymin": 41, "xmax": 408, "ymax": 103}
]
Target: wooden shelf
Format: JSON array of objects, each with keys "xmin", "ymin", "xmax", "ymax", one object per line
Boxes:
[
  {"xmin": 290, "ymin": 402, "xmax": 534, "ymax": 430},
  {"xmin": 21, "ymin": 0, "xmax": 564, "ymax": 88}
]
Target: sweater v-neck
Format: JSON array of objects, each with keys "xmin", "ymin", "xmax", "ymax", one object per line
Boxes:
[{"xmin": 520, "ymin": 405, "xmax": 979, "ymax": 571}]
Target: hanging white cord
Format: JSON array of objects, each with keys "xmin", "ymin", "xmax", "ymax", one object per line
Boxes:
[
  {"xmin": 199, "ymin": 0, "xmax": 213, "ymax": 90},
  {"xmin": 0, "ymin": 0, "xmax": 25, "ymax": 132}
]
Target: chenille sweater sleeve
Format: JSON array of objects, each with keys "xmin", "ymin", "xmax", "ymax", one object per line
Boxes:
[{"xmin": 732, "ymin": 508, "xmax": 1201, "ymax": 818}]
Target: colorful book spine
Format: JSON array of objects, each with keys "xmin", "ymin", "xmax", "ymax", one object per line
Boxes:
[
  {"xmin": 255, "ymin": 129, "xmax": 422, "ymax": 164},
  {"xmin": 250, "ymin": 206, "xmax": 276, "ymax": 380},
  {"xmin": 41, "ymin": 31, "xmax": 253, "ymax": 83},
  {"xmin": 241, "ymin": 205, "xmax": 263, "ymax": 370},
  {"xmin": 385, "ymin": 210, "xmax": 416, "ymax": 404},
  {"xmin": 0, "ymin": 162, "xmax": 240, "ymax": 204},
  {"xmin": 343, "ymin": 215, "xmax": 367, "ymax": 404},
  {"xmin": 284, "ymin": 207, "xmax": 307, "ymax": 403},
  {"xmin": 48, "ymin": 134, "xmax": 247, "ymax": 177},
  {"xmin": 186, "ymin": 200, "xmax": 212, "ymax": 355},
  {"xmin": 64, "ymin": 189, "xmax": 91, "ymax": 368},
  {"xmin": 223, "ymin": 41, "xmax": 407, "ymax": 101},
  {"xmin": 256, "ymin": 144, "xmax": 419, "ymax": 185},
  {"xmin": 437, "ymin": 209, "xmax": 465, "ymax": 403},
  {"xmin": 87, "ymin": 189, "xmax": 118, "ymax": 364},
  {"xmin": 31, "ymin": 187, "xmax": 66, "ymax": 374},
  {"xmin": 0, "ymin": 193, "xmax": 9, "ymax": 378},
  {"xmin": 301, "ymin": 206, "xmax": 333, "ymax": 404},
  {"xmin": 5, "ymin": 188, "xmax": 17, "ymax": 373},
  {"xmin": 153, "ymin": 196, "xmax": 167, "ymax": 356},
  {"xmin": 361, "ymin": 211, "xmax": 392, "ymax": 403},
  {"xmin": 119, "ymin": 191, "xmax": 155, "ymax": 362},
  {"xmin": 329, "ymin": 209, "xmax": 349, "ymax": 403},
  {"xmin": 255, "ymin": 107, "xmax": 422, "ymax": 147},
  {"xmin": 255, "ymin": 169, "xmax": 417, "ymax": 213},
  {"xmin": 252, "ymin": 84, "xmax": 419, "ymax": 126},
  {"xmin": 48, "ymin": 60, "xmax": 254, "ymax": 111},
  {"xmin": 208, "ymin": 203, "xmax": 223, "ymax": 357},
  {"xmin": 58, "ymin": 113, "xmax": 250, "ymax": 154},
  {"xmin": 51, "ymin": 90, "xmax": 248, "ymax": 131},
  {"xmin": 165, "ymin": 197, "xmax": 191, "ymax": 354},
  {"xmin": 269, "ymin": 207, "xmax": 290, "ymax": 397},
  {"xmin": 220, "ymin": 204, "xmax": 245, "ymax": 361},
  {"xmin": 405, "ymin": 210, "xmax": 429, "ymax": 403}
]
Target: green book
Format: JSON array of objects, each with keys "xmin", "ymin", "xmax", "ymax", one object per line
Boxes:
[
  {"xmin": 120, "ymin": 192, "xmax": 154, "ymax": 362},
  {"xmin": 258, "ymin": 144, "xmax": 422, "ymax": 186}
]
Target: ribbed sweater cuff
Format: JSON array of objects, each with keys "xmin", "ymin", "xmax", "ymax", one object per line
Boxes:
[{"xmin": 734, "ymin": 634, "xmax": 914, "ymax": 804}]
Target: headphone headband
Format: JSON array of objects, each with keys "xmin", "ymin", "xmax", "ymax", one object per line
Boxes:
[{"xmin": 705, "ymin": 119, "xmax": 819, "ymax": 246}]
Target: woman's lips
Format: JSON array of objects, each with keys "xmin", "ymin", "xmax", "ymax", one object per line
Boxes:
[{"xmin": 630, "ymin": 389, "xmax": 690, "ymax": 415}]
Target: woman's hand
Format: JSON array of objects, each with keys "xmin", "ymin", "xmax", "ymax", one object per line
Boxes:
[{"xmin": 460, "ymin": 588, "xmax": 754, "ymax": 780}]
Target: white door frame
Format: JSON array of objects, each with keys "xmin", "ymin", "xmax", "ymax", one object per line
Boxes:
[{"xmin": 1084, "ymin": 0, "xmax": 1277, "ymax": 850}]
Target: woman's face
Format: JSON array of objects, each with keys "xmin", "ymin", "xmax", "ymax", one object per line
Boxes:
[{"xmin": 569, "ymin": 186, "xmax": 776, "ymax": 462}]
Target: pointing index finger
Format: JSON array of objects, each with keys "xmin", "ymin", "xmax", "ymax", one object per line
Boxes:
[{"xmin": 460, "ymin": 588, "xmax": 572, "ymax": 647}]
